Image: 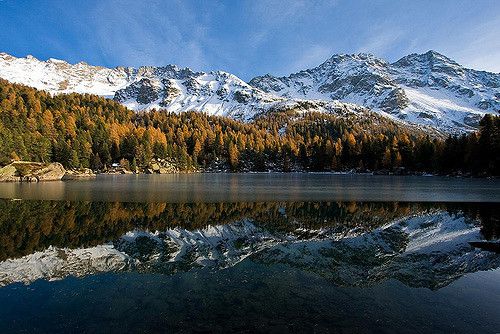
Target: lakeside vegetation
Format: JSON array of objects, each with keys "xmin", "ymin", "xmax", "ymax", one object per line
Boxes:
[{"xmin": 0, "ymin": 79, "xmax": 498, "ymax": 176}]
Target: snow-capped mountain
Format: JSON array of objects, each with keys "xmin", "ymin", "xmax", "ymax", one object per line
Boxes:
[
  {"xmin": 0, "ymin": 53, "xmax": 130, "ymax": 97},
  {"xmin": 0, "ymin": 51, "xmax": 498, "ymax": 132},
  {"xmin": 250, "ymin": 51, "xmax": 500, "ymax": 132},
  {"xmin": 1, "ymin": 211, "xmax": 498, "ymax": 289},
  {"xmin": 113, "ymin": 68, "xmax": 290, "ymax": 119},
  {"xmin": 0, "ymin": 52, "xmax": 290, "ymax": 120}
]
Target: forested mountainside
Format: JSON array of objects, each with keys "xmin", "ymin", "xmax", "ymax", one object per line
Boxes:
[
  {"xmin": 0, "ymin": 51, "xmax": 498, "ymax": 133},
  {"xmin": 0, "ymin": 79, "xmax": 499, "ymax": 175}
]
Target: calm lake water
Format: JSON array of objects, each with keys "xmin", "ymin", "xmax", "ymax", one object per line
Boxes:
[
  {"xmin": 0, "ymin": 173, "xmax": 499, "ymax": 202},
  {"xmin": 0, "ymin": 174, "xmax": 499, "ymax": 333}
]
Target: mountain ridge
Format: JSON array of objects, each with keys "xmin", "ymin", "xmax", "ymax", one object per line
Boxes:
[
  {"xmin": 250, "ymin": 50, "xmax": 500, "ymax": 132},
  {"xmin": 0, "ymin": 50, "xmax": 498, "ymax": 132}
]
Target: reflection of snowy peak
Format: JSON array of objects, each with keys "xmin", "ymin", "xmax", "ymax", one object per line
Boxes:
[
  {"xmin": 260, "ymin": 212, "xmax": 500, "ymax": 289},
  {"xmin": 1, "ymin": 51, "xmax": 499, "ymax": 131},
  {"xmin": 250, "ymin": 51, "xmax": 500, "ymax": 132},
  {"xmin": 0, "ymin": 245, "xmax": 130, "ymax": 286},
  {"xmin": 1, "ymin": 211, "xmax": 498, "ymax": 289}
]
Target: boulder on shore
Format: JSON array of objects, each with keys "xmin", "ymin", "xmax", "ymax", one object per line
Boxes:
[
  {"xmin": 0, "ymin": 161, "xmax": 66, "ymax": 182},
  {"xmin": 147, "ymin": 159, "xmax": 182, "ymax": 174}
]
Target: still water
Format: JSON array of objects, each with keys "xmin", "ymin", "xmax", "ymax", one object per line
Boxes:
[
  {"xmin": 0, "ymin": 174, "xmax": 498, "ymax": 333},
  {"xmin": 0, "ymin": 173, "xmax": 499, "ymax": 202}
]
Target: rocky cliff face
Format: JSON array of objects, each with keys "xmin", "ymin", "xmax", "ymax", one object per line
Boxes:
[
  {"xmin": 113, "ymin": 69, "xmax": 288, "ymax": 120},
  {"xmin": 251, "ymin": 54, "xmax": 405, "ymax": 109}
]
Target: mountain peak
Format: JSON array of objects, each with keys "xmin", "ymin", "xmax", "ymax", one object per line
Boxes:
[
  {"xmin": 47, "ymin": 58, "xmax": 67, "ymax": 64},
  {"xmin": 317, "ymin": 53, "xmax": 388, "ymax": 72},
  {"xmin": 393, "ymin": 50, "xmax": 458, "ymax": 68},
  {"xmin": 424, "ymin": 49, "xmax": 444, "ymax": 56},
  {"xmin": 323, "ymin": 52, "xmax": 383, "ymax": 63},
  {"xmin": 422, "ymin": 50, "xmax": 456, "ymax": 63}
]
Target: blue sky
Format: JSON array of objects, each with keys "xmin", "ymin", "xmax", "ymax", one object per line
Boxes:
[{"xmin": 0, "ymin": 0, "xmax": 499, "ymax": 80}]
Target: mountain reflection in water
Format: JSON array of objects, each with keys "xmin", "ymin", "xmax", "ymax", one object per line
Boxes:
[{"xmin": 0, "ymin": 200, "xmax": 498, "ymax": 290}]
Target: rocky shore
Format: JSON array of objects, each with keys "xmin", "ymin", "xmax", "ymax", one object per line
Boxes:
[
  {"xmin": 0, "ymin": 159, "xmax": 192, "ymax": 182},
  {"xmin": 0, "ymin": 161, "xmax": 66, "ymax": 182},
  {"xmin": 0, "ymin": 160, "xmax": 490, "ymax": 181},
  {"xmin": 62, "ymin": 168, "xmax": 96, "ymax": 180},
  {"xmin": 98, "ymin": 158, "xmax": 192, "ymax": 175}
]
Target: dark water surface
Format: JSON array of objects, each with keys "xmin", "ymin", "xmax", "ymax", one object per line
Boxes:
[
  {"xmin": 0, "ymin": 175, "xmax": 499, "ymax": 333},
  {"xmin": 0, "ymin": 173, "xmax": 499, "ymax": 202}
]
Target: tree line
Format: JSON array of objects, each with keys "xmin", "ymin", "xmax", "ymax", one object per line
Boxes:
[{"xmin": 0, "ymin": 79, "xmax": 498, "ymax": 175}]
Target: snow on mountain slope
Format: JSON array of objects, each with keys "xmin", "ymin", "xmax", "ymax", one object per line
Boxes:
[
  {"xmin": 0, "ymin": 52, "xmax": 295, "ymax": 120},
  {"xmin": 1, "ymin": 211, "xmax": 498, "ymax": 289},
  {"xmin": 398, "ymin": 86, "xmax": 486, "ymax": 130},
  {"xmin": 0, "ymin": 52, "xmax": 131, "ymax": 96},
  {"xmin": 113, "ymin": 70, "xmax": 292, "ymax": 120},
  {"xmin": 390, "ymin": 51, "xmax": 500, "ymax": 131},
  {"xmin": 250, "ymin": 51, "xmax": 500, "ymax": 132},
  {"xmin": 250, "ymin": 53, "xmax": 402, "ymax": 106}
]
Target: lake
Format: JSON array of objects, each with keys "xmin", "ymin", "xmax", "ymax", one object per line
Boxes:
[
  {"xmin": 0, "ymin": 173, "xmax": 499, "ymax": 202},
  {"xmin": 0, "ymin": 174, "xmax": 499, "ymax": 333}
]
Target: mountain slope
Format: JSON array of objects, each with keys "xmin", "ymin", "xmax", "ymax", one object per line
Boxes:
[
  {"xmin": 112, "ymin": 68, "xmax": 290, "ymax": 119},
  {"xmin": 0, "ymin": 52, "xmax": 293, "ymax": 120},
  {"xmin": 250, "ymin": 51, "xmax": 500, "ymax": 132},
  {"xmin": 0, "ymin": 53, "xmax": 129, "ymax": 96}
]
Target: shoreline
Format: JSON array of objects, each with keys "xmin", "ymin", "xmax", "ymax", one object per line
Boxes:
[
  {"xmin": 75, "ymin": 170, "xmax": 497, "ymax": 179},
  {"xmin": 1, "ymin": 160, "xmax": 498, "ymax": 182}
]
